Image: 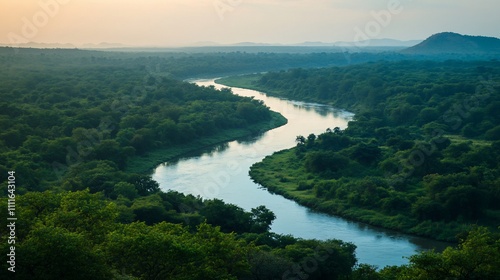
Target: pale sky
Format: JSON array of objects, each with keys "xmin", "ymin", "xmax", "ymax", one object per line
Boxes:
[{"xmin": 1, "ymin": 0, "xmax": 499, "ymax": 46}]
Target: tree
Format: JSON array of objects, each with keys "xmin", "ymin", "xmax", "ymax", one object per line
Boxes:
[
  {"xmin": 250, "ymin": 205, "xmax": 276, "ymax": 233},
  {"xmin": 14, "ymin": 226, "xmax": 111, "ymax": 280},
  {"xmin": 91, "ymin": 139, "xmax": 130, "ymax": 169},
  {"xmin": 403, "ymin": 227, "xmax": 500, "ymax": 279},
  {"xmin": 307, "ymin": 133, "xmax": 316, "ymax": 147},
  {"xmin": 418, "ymin": 107, "xmax": 440, "ymax": 124},
  {"xmin": 63, "ymin": 160, "xmax": 123, "ymax": 195},
  {"xmin": 132, "ymin": 175, "xmax": 161, "ymax": 196},
  {"xmin": 485, "ymin": 125, "xmax": 500, "ymax": 140},
  {"xmin": 104, "ymin": 222, "xmax": 198, "ymax": 280},
  {"xmin": 12, "ymin": 191, "xmax": 62, "ymax": 239},
  {"xmin": 304, "ymin": 151, "xmax": 349, "ymax": 173},
  {"xmin": 200, "ymin": 199, "xmax": 252, "ymax": 233},
  {"xmin": 113, "ymin": 181, "xmax": 139, "ymax": 200},
  {"xmin": 247, "ymin": 250, "xmax": 292, "ymax": 280},
  {"xmin": 48, "ymin": 190, "xmax": 118, "ymax": 242},
  {"xmin": 350, "ymin": 142, "xmax": 381, "ymax": 164},
  {"xmin": 443, "ymin": 185, "xmax": 486, "ymax": 220},
  {"xmin": 279, "ymin": 239, "xmax": 357, "ymax": 280},
  {"xmin": 351, "ymin": 264, "xmax": 382, "ymax": 280},
  {"xmin": 411, "ymin": 196, "xmax": 444, "ymax": 221},
  {"xmin": 191, "ymin": 223, "xmax": 250, "ymax": 279},
  {"xmin": 131, "ymin": 194, "xmax": 169, "ymax": 225},
  {"xmin": 296, "ymin": 135, "xmax": 306, "ymax": 145}
]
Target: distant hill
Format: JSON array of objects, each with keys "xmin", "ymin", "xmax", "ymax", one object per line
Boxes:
[
  {"xmin": 402, "ymin": 32, "xmax": 500, "ymax": 54},
  {"xmin": 334, "ymin": 38, "xmax": 422, "ymax": 47}
]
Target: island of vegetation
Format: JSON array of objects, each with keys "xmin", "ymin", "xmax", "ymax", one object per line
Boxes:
[{"xmin": 1, "ymin": 46, "xmax": 500, "ymax": 279}]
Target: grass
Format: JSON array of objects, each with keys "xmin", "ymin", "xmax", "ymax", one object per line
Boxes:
[
  {"xmin": 126, "ymin": 111, "xmax": 287, "ymax": 174},
  {"xmin": 249, "ymin": 147, "xmax": 484, "ymax": 242},
  {"xmin": 219, "ymin": 74, "xmax": 496, "ymax": 242}
]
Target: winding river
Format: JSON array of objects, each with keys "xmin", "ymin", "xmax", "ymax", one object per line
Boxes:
[{"xmin": 152, "ymin": 78, "xmax": 450, "ymax": 268}]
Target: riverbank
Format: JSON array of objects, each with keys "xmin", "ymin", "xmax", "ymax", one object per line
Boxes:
[
  {"xmin": 249, "ymin": 149, "xmax": 472, "ymax": 242},
  {"xmin": 154, "ymin": 78, "xmax": 458, "ymax": 266},
  {"xmin": 215, "ymin": 75, "xmax": 339, "ymax": 107},
  {"xmin": 126, "ymin": 111, "xmax": 287, "ymax": 173},
  {"xmin": 215, "ymin": 75, "xmax": 289, "ymax": 100},
  {"xmin": 216, "ymin": 72, "xmax": 497, "ymax": 243}
]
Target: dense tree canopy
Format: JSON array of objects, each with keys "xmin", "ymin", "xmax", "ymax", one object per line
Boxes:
[
  {"xmin": 2, "ymin": 47, "xmax": 500, "ymax": 279},
  {"xmin": 0, "ymin": 48, "xmax": 278, "ymax": 194},
  {"xmin": 245, "ymin": 60, "xmax": 500, "ymax": 241}
]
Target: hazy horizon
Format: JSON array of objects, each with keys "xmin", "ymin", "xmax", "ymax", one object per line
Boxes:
[{"xmin": 1, "ymin": 0, "xmax": 499, "ymax": 47}]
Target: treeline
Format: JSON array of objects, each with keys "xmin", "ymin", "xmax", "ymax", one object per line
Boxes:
[
  {"xmin": 255, "ymin": 60, "xmax": 500, "ymax": 140},
  {"xmin": 1, "ymin": 46, "xmax": 470, "ymax": 80},
  {"xmin": 243, "ymin": 60, "xmax": 500, "ymax": 241},
  {"xmin": 0, "ymin": 47, "xmax": 400, "ymax": 79}
]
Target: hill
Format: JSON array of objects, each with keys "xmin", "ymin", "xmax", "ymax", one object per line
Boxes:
[
  {"xmin": 402, "ymin": 32, "xmax": 500, "ymax": 54},
  {"xmin": 334, "ymin": 38, "xmax": 422, "ymax": 47}
]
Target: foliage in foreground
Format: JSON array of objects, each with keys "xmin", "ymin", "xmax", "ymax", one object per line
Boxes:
[
  {"xmin": 0, "ymin": 190, "xmax": 358, "ymax": 280},
  {"xmin": 1, "ymin": 190, "xmax": 499, "ymax": 279}
]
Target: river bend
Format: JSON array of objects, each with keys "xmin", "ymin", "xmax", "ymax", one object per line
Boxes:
[{"xmin": 152, "ymin": 79, "xmax": 448, "ymax": 267}]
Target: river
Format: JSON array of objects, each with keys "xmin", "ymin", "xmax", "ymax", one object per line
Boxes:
[{"xmin": 152, "ymin": 78, "xmax": 449, "ymax": 268}]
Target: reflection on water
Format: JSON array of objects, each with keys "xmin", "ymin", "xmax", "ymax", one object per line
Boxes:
[
  {"xmin": 152, "ymin": 78, "xmax": 452, "ymax": 268},
  {"xmin": 235, "ymin": 134, "xmax": 265, "ymax": 146},
  {"xmin": 286, "ymin": 99, "xmax": 352, "ymax": 119},
  {"xmin": 161, "ymin": 142, "xmax": 231, "ymax": 166},
  {"xmin": 260, "ymin": 95, "xmax": 353, "ymax": 120}
]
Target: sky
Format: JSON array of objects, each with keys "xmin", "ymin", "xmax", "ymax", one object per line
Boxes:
[{"xmin": 1, "ymin": 0, "xmax": 499, "ymax": 47}]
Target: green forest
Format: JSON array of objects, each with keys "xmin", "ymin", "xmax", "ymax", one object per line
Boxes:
[
  {"xmin": 1, "ymin": 47, "xmax": 500, "ymax": 279},
  {"xmin": 223, "ymin": 60, "xmax": 500, "ymax": 241},
  {"xmin": 0, "ymin": 47, "xmax": 403, "ymax": 79}
]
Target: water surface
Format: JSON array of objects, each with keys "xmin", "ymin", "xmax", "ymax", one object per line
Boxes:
[{"xmin": 153, "ymin": 79, "xmax": 449, "ymax": 268}]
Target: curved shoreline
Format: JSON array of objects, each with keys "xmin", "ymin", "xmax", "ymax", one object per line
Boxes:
[
  {"xmin": 216, "ymin": 76, "xmax": 467, "ymax": 243},
  {"xmin": 248, "ymin": 150, "xmax": 463, "ymax": 243},
  {"xmin": 126, "ymin": 111, "xmax": 287, "ymax": 174}
]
